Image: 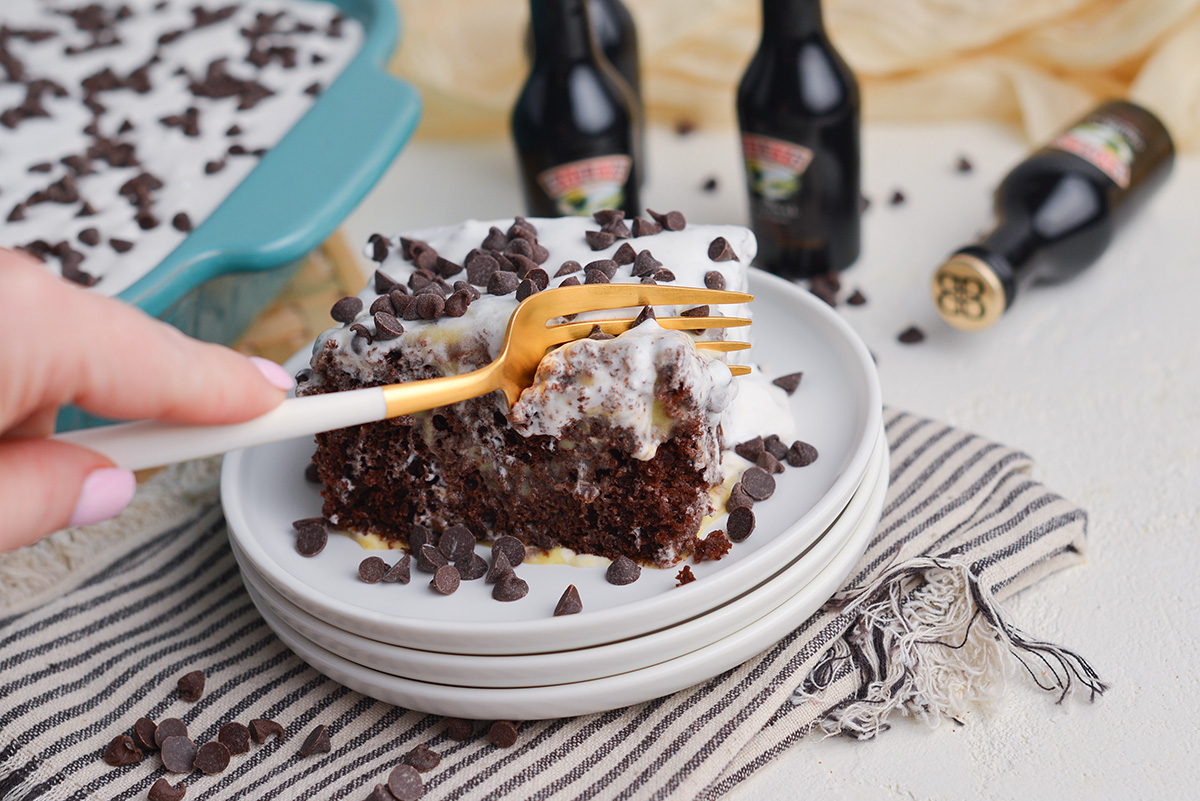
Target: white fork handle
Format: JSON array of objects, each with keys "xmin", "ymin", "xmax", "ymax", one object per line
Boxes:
[{"xmin": 52, "ymin": 387, "xmax": 388, "ymax": 472}]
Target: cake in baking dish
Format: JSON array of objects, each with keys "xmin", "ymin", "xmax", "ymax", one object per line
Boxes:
[{"xmin": 299, "ymin": 213, "xmax": 755, "ymax": 567}]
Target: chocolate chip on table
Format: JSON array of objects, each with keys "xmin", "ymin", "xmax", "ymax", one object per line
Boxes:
[
  {"xmin": 647, "ymin": 208, "xmax": 686, "ymax": 231},
  {"xmin": 493, "ymin": 574, "xmax": 529, "ymax": 602},
  {"xmin": 298, "ymin": 725, "xmax": 330, "ymax": 757},
  {"xmin": 585, "ymin": 230, "xmax": 615, "ymax": 250},
  {"xmin": 554, "ymin": 585, "xmax": 583, "ymax": 616},
  {"xmin": 330, "ymin": 296, "xmax": 363, "ymax": 324},
  {"xmin": 456, "ymin": 552, "xmax": 488, "ymax": 581},
  {"xmin": 763, "ymin": 434, "xmax": 789, "ymax": 461},
  {"xmin": 438, "ymin": 525, "xmax": 475, "ymax": 562},
  {"xmin": 487, "ymin": 721, "xmax": 520, "ymax": 748},
  {"xmin": 606, "ymin": 555, "xmax": 641, "ymax": 586},
  {"xmin": 786, "ymin": 440, "xmax": 819, "ymax": 467},
  {"xmin": 147, "ymin": 778, "xmax": 186, "ymax": 801},
  {"xmin": 295, "ymin": 524, "xmax": 327, "ymax": 557},
  {"xmin": 704, "ymin": 270, "xmax": 726, "ymax": 290},
  {"xmin": 387, "ymin": 763, "xmax": 424, "ymax": 801},
  {"xmin": 218, "ymin": 722, "xmax": 251, "ymax": 755},
  {"xmin": 382, "ymin": 554, "xmax": 412, "ymax": 584},
  {"xmin": 727, "ymin": 507, "xmax": 756, "ymax": 542},
  {"xmin": 404, "ymin": 743, "xmax": 441, "ymax": 772},
  {"xmin": 194, "ymin": 741, "xmax": 231, "ymax": 775},
  {"xmin": 741, "ymin": 467, "xmax": 776, "ymax": 501},
  {"xmin": 756, "ymin": 451, "xmax": 784, "ymax": 474},
  {"xmin": 177, "ymin": 670, "xmax": 205, "ymax": 702},
  {"xmin": 133, "ymin": 717, "xmax": 158, "ymax": 750},
  {"xmin": 102, "ymin": 734, "xmax": 143, "ymax": 766},
  {"xmin": 431, "ymin": 564, "xmax": 461, "ymax": 595},
  {"xmin": 443, "ymin": 718, "xmax": 474, "ymax": 740},
  {"xmin": 707, "ymin": 237, "xmax": 737, "ymax": 262},
  {"xmin": 155, "ymin": 718, "xmax": 188, "ymax": 748},
  {"xmin": 161, "ymin": 735, "xmax": 197, "ymax": 773},
  {"xmin": 898, "ymin": 325, "xmax": 925, "ymax": 344},
  {"xmin": 727, "ymin": 483, "xmax": 754, "ymax": 513},
  {"xmin": 889, "ymin": 189, "xmax": 906, "ymax": 206},
  {"xmin": 676, "ymin": 566, "xmax": 697, "ymax": 586},
  {"xmin": 249, "ymin": 718, "xmax": 285, "ymax": 744},
  {"xmin": 734, "ymin": 437, "xmax": 764, "ymax": 462},
  {"xmin": 772, "ymin": 372, "xmax": 803, "ymax": 395},
  {"xmin": 358, "ymin": 556, "xmax": 388, "ymax": 584},
  {"xmin": 846, "ymin": 289, "xmax": 867, "ymax": 306}
]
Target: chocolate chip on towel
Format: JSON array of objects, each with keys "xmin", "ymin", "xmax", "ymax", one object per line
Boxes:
[
  {"xmin": 154, "ymin": 718, "xmax": 188, "ymax": 748},
  {"xmin": 387, "ymin": 763, "xmax": 424, "ymax": 801},
  {"xmin": 249, "ymin": 718, "xmax": 285, "ymax": 744},
  {"xmin": 606, "ymin": 555, "xmax": 641, "ymax": 586},
  {"xmin": 218, "ymin": 722, "xmax": 250, "ymax": 755},
  {"xmin": 404, "ymin": 743, "xmax": 441, "ymax": 772},
  {"xmin": 194, "ymin": 741, "xmax": 230, "ymax": 775},
  {"xmin": 133, "ymin": 717, "xmax": 158, "ymax": 750},
  {"xmin": 103, "ymin": 735, "xmax": 143, "ymax": 766},
  {"xmin": 148, "ymin": 778, "xmax": 186, "ymax": 801},
  {"xmin": 554, "ymin": 585, "xmax": 583, "ymax": 616},
  {"xmin": 488, "ymin": 721, "xmax": 521, "ymax": 748},
  {"xmin": 740, "ymin": 467, "xmax": 776, "ymax": 501},
  {"xmin": 298, "ymin": 725, "xmax": 330, "ymax": 757},
  {"xmin": 160, "ymin": 736, "xmax": 197, "ymax": 773},
  {"xmin": 177, "ymin": 670, "xmax": 204, "ymax": 702},
  {"xmin": 358, "ymin": 556, "xmax": 388, "ymax": 584},
  {"xmin": 444, "ymin": 718, "xmax": 474, "ymax": 740}
]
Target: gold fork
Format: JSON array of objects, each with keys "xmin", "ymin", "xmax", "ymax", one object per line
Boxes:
[{"xmin": 55, "ymin": 283, "xmax": 752, "ymax": 470}]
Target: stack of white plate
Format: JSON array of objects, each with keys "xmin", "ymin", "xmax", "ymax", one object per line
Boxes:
[{"xmin": 221, "ymin": 270, "xmax": 884, "ymax": 720}]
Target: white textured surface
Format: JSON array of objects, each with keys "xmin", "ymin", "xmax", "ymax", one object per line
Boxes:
[{"xmin": 344, "ymin": 122, "xmax": 1200, "ymax": 797}]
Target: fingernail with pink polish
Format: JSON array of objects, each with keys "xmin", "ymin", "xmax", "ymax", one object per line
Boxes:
[
  {"xmin": 68, "ymin": 468, "xmax": 137, "ymax": 528},
  {"xmin": 250, "ymin": 356, "xmax": 295, "ymax": 392}
]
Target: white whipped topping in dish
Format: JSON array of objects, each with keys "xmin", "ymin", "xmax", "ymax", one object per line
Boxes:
[{"xmin": 1, "ymin": 0, "xmax": 361, "ymax": 295}]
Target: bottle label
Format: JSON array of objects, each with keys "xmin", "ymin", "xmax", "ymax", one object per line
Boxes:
[
  {"xmin": 537, "ymin": 155, "xmax": 632, "ymax": 216},
  {"xmin": 1050, "ymin": 119, "xmax": 1135, "ymax": 189},
  {"xmin": 742, "ymin": 133, "xmax": 814, "ymax": 210}
]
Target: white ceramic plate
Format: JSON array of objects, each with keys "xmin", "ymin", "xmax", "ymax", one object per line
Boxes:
[
  {"xmin": 222, "ymin": 268, "xmax": 882, "ymax": 654},
  {"xmin": 248, "ymin": 448, "xmax": 884, "ymax": 719},
  {"xmin": 232, "ymin": 431, "xmax": 885, "ymax": 687}
]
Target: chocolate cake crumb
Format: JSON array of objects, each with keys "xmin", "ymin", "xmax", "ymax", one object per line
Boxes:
[
  {"xmin": 676, "ymin": 565, "xmax": 696, "ymax": 586},
  {"xmin": 846, "ymin": 289, "xmax": 867, "ymax": 306},
  {"xmin": 606, "ymin": 555, "xmax": 640, "ymax": 586},
  {"xmin": 298, "ymin": 725, "xmax": 330, "ymax": 757},
  {"xmin": 102, "ymin": 734, "xmax": 143, "ymax": 766},
  {"xmin": 898, "ymin": 325, "xmax": 925, "ymax": 344},
  {"xmin": 756, "ymin": 451, "xmax": 784, "ymax": 474},
  {"xmin": 249, "ymin": 719, "xmax": 284, "ymax": 744},
  {"xmin": 734, "ymin": 437, "xmax": 764, "ymax": 461},
  {"xmin": 218, "ymin": 722, "xmax": 250, "ymax": 755},
  {"xmin": 727, "ymin": 507, "xmax": 755, "ymax": 542},
  {"xmin": 692, "ymin": 530, "xmax": 731, "ymax": 562},
  {"xmin": 194, "ymin": 741, "xmax": 230, "ymax": 775},
  {"xmin": 492, "ymin": 574, "xmax": 529, "ymax": 602},
  {"xmin": 404, "ymin": 743, "xmax": 441, "ymax": 772},
  {"xmin": 487, "ymin": 721, "xmax": 520, "ymax": 748},
  {"xmin": 431, "ymin": 564, "xmax": 461, "ymax": 595},
  {"xmin": 771, "ymin": 372, "xmax": 803, "ymax": 395},
  {"xmin": 358, "ymin": 556, "xmax": 387, "ymax": 584},
  {"xmin": 554, "ymin": 584, "xmax": 583, "ymax": 616},
  {"xmin": 387, "ymin": 763, "xmax": 424, "ymax": 800},
  {"xmin": 382, "ymin": 554, "xmax": 411, "ymax": 584},
  {"xmin": 444, "ymin": 718, "xmax": 474, "ymax": 740},
  {"xmin": 177, "ymin": 670, "xmax": 204, "ymax": 702},
  {"xmin": 160, "ymin": 736, "xmax": 197, "ymax": 773},
  {"xmin": 147, "ymin": 778, "xmax": 185, "ymax": 801},
  {"xmin": 786, "ymin": 440, "xmax": 819, "ymax": 467}
]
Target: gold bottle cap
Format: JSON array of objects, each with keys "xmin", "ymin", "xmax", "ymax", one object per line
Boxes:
[{"xmin": 931, "ymin": 253, "xmax": 1007, "ymax": 331}]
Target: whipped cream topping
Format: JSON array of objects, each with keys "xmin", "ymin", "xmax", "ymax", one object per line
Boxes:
[{"xmin": 1, "ymin": 0, "xmax": 361, "ymax": 295}]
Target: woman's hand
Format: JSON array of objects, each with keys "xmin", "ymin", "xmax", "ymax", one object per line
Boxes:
[{"xmin": 1, "ymin": 248, "xmax": 294, "ymax": 552}]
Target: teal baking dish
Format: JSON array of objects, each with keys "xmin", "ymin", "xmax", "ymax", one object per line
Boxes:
[{"xmin": 58, "ymin": 0, "xmax": 421, "ymax": 431}]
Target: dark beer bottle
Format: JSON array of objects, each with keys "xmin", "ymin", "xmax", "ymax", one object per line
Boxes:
[
  {"xmin": 737, "ymin": 0, "xmax": 861, "ymax": 279},
  {"xmin": 933, "ymin": 100, "xmax": 1174, "ymax": 330},
  {"xmin": 513, "ymin": 0, "xmax": 641, "ymax": 218},
  {"xmin": 589, "ymin": 0, "xmax": 640, "ymax": 101}
]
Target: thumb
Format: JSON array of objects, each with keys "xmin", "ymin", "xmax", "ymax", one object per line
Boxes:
[{"xmin": 0, "ymin": 438, "xmax": 136, "ymax": 553}]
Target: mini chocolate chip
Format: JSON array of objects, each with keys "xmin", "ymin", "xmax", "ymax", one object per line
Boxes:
[
  {"xmin": 609, "ymin": 242, "xmax": 636, "ymax": 265},
  {"xmin": 727, "ymin": 507, "xmax": 755, "ymax": 542},
  {"xmin": 956, "ymin": 155, "xmax": 973, "ymax": 173},
  {"xmin": 585, "ymin": 259, "xmax": 618, "ymax": 278},
  {"xmin": 652, "ymin": 268, "xmax": 676, "ymax": 282},
  {"xmin": 29, "ymin": 162, "xmax": 53, "ymax": 173},
  {"xmin": 846, "ymin": 289, "xmax": 867, "ymax": 306},
  {"xmin": 632, "ymin": 305, "xmax": 655, "ymax": 327},
  {"xmin": 504, "ymin": 237, "xmax": 533, "ymax": 258},
  {"xmin": 707, "ymin": 237, "xmax": 737, "ymax": 262},
  {"xmin": 405, "ymin": 743, "xmax": 441, "ymax": 772},
  {"xmin": 434, "ymin": 256, "xmax": 463, "ymax": 278},
  {"xmin": 704, "ymin": 271, "xmax": 725, "ymax": 290},
  {"xmin": 488, "ymin": 721, "xmax": 520, "ymax": 748},
  {"xmin": 417, "ymin": 544, "xmax": 448, "ymax": 574},
  {"xmin": 177, "ymin": 670, "xmax": 204, "ymax": 702},
  {"xmin": 387, "ymin": 763, "xmax": 424, "ymax": 801},
  {"xmin": 676, "ymin": 565, "xmax": 697, "ymax": 586},
  {"xmin": 756, "ymin": 451, "xmax": 785, "ymax": 474},
  {"xmin": 727, "ymin": 483, "xmax": 754, "ymax": 512},
  {"xmin": 681, "ymin": 305, "xmax": 709, "ymax": 318},
  {"xmin": 410, "ymin": 523, "xmax": 434, "ymax": 552},
  {"xmin": 456, "ymin": 552, "xmax": 488, "ymax": 581},
  {"xmin": 369, "ymin": 295, "xmax": 395, "ymax": 316},
  {"xmin": 367, "ymin": 233, "xmax": 389, "ymax": 262},
  {"xmin": 218, "ymin": 722, "xmax": 250, "ymax": 755},
  {"xmin": 554, "ymin": 260, "xmax": 581, "ymax": 277},
  {"xmin": 741, "ymin": 467, "xmax": 776, "ymax": 501},
  {"xmin": 606, "ymin": 555, "xmax": 641, "ymax": 586},
  {"xmin": 194, "ymin": 741, "xmax": 230, "ymax": 775},
  {"xmin": 604, "ymin": 219, "xmax": 631, "ymax": 239},
  {"xmin": 585, "ymin": 230, "xmax": 615, "ymax": 250},
  {"xmin": 304, "ymin": 463, "xmax": 320, "ymax": 483},
  {"xmin": 525, "ymin": 267, "xmax": 550, "ymax": 290},
  {"xmin": 559, "ymin": 276, "xmax": 581, "ymax": 287},
  {"xmin": 292, "ymin": 516, "xmax": 326, "ymax": 531},
  {"xmin": 204, "ymin": 159, "xmax": 225, "ymax": 174},
  {"xmin": 772, "ymin": 372, "xmax": 803, "ymax": 395},
  {"xmin": 331, "ymin": 296, "xmax": 363, "ymax": 324},
  {"xmin": 358, "ymin": 556, "xmax": 388, "ymax": 584},
  {"xmin": 488, "ymin": 271, "xmax": 519, "ymax": 295},
  {"xmin": 304, "ymin": 81, "xmax": 321, "ymax": 96},
  {"xmin": 589, "ymin": 325, "xmax": 615, "ymax": 341},
  {"xmin": 78, "ymin": 227, "xmax": 100, "ymax": 246},
  {"xmin": 249, "ymin": 719, "xmax": 285, "ymax": 744},
  {"xmin": 103, "ymin": 734, "xmax": 143, "ymax": 766},
  {"xmin": 415, "ymin": 293, "xmax": 445, "ymax": 320},
  {"xmin": 444, "ymin": 718, "xmax": 474, "ymax": 740},
  {"xmin": 374, "ymin": 269, "xmax": 401, "ymax": 294},
  {"xmin": 391, "ymin": 291, "xmax": 413, "ymax": 317},
  {"xmin": 786, "ymin": 440, "xmax": 819, "ymax": 467},
  {"xmin": 530, "ymin": 242, "xmax": 550, "ymax": 263},
  {"xmin": 898, "ymin": 325, "xmax": 925, "ymax": 344},
  {"xmin": 172, "ymin": 212, "xmax": 192, "ymax": 233},
  {"xmin": 445, "ymin": 289, "xmax": 472, "ymax": 317},
  {"xmin": 155, "ymin": 719, "xmax": 188, "ymax": 748},
  {"xmin": 161, "ymin": 736, "xmax": 197, "ymax": 773},
  {"xmin": 147, "ymin": 778, "xmax": 186, "ymax": 801},
  {"xmin": 133, "ymin": 717, "xmax": 158, "ymax": 751},
  {"xmin": 584, "ymin": 268, "xmax": 610, "ymax": 285},
  {"xmin": 7, "ymin": 204, "xmax": 27, "ymax": 222},
  {"xmin": 373, "ymin": 312, "xmax": 404, "ymax": 341},
  {"xmin": 481, "ymin": 226, "xmax": 508, "ymax": 250},
  {"xmin": 439, "ymin": 525, "xmax": 475, "ymax": 561},
  {"xmin": 492, "ymin": 535, "xmax": 526, "ymax": 566},
  {"xmin": 889, "ymin": 190, "xmax": 906, "ymax": 205},
  {"xmin": 702, "ymin": 176, "xmax": 719, "ymax": 192},
  {"xmin": 554, "ymin": 584, "xmax": 583, "ymax": 616},
  {"xmin": 734, "ymin": 437, "xmax": 764, "ymax": 461},
  {"xmin": 631, "ymin": 217, "xmax": 661, "ymax": 237},
  {"xmin": 136, "ymin": 212, "xmax": 159, "ymax": 230},
  {"xmin": 296, "ymin": 524, "xmax": 327, "ymax": 556},
  {"xmin": 382, "ymin": 554, "xmax": 412, "ymax": 584},
  {"xmin": 415, "ymin": 248, "xmax": 439, "ymax": 271},
  {"xmin": 493, "ymin": 574, "xmax": 529, "ymax": 602},
  {"xmin": 763, "ymin": 434, "xmax": 789, "ymax": 460},
  {"xmin": 486, "ymin": 550, "xmax": 513, "ymax": 584},
  {"xmin": 350, "ymin": 323, "xmax": 373, "ymax": 344},
  {"xmin": 298, "ymin": 725, "xmax": 330, "ymax": 757},
  {"xmin": 631, "ymin": 250, "xmax": 661, "ymax": 277},
  {"xmin": 647, "ymin": 209, "xmax": 686, "ymax": 231},
  {"xmin": 431, "ymin": 564, "xmax": 461, "ymax": 595}
]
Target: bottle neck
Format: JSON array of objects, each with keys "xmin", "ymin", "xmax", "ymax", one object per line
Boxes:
[
  {"xmin": 530, "ymin": 0, "xmax": 595, "ymax": 66},
  {"xmin": 761, "ymin": 0, "xmax": 826, "ymax": 39}
]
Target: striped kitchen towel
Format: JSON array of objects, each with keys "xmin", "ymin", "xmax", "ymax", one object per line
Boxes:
[{"xmin": 0, "ymin": 410, "xmax": 1102, "ymax": 801}]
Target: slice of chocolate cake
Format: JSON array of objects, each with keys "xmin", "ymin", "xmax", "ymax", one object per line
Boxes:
[{"xmin": 300, "ymin": 214, "xmax": 754, "ymax": 567}]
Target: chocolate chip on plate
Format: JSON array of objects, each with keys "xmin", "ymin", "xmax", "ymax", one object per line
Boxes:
[
  {"xmin": 417, "ymin": 543, "xmax": 448, "ymax": 574},
  {"xmin": 606, "ymin": 555, "xmax": 641, "ymax": 586},
  {"xmin": 486, "ymin": 550, "xmax": 513, "ymax": 584},
  {"xmin": 786, "ymin": 440, "xmax": 819, "ymax": 468},
  {"xmin": 298, "ymin": 724, "xmax": 330, "ymax": 757},
  {"xmin": 756, "ymin": 451, "xmax": 784, "ymax": 474},
  {"xmin": 492, "ymin": 535, "xmax": 526, "ymax": 567},
  {"xmin": 160, "ymin": 735, "xmax": 197, "ymax": 773},
  {"xmin": 727, "ymin": 507, "xmax": 755, "ymax": 542},
  {"xmin": 456, "ymin": 552, "xmax": 488, "ymax": 581},
  {"xmin": 431, "ymin": 564, "xmax": 461, "ymax": 595},
  {"xmin": 154, "ymin": 718, "xmax": 188, "ymax": 748},
  {"xmin": 249, "ymin": 718, "xmax": 285, "ymax": 744},
  {"xmin": 487, "ymin": 721, "xmax": 520, "ymax": 748},
  {"xmin": 740, "ymin": 467, "xmax": 776, "ymax": 501},
  {"xmin": 133, "ymin": 717, "xmax": 158, "ymax": 750},
  {"xmin": 387, "ymin": 763, "xmax": 424, "ymax": 801},
  {"xmin": 147, "ymin": 778, "xmax": 186, "ymax": 801},
  {"xmin": 177, "ymin": 670, "xmax": 205, "ymax": 702},
  {"xmin": 194, "ymin": 741, "xmax": 230, "ymax": 775},
  {"xmin": 734, "ymin": 436, "xmax": 765, "ymax": 461},
  {"xmin": 493, "ymin": 574, "xmax": 529, "ymax": 602},
  {"xmin": 763, "ymin": 434, "xmax": 789, "ymax": 460},
  {"xmin": 382, "ymin": 554, "xmax": 412, "ymax": 584},
  {"xmin": 295, "ymin": 524, "xmax": 327, "ymax": 557},
  {"xmin": 102, "ymin": 734, "xmax": 143, "ymax": 766},
  {"xmin": 358, "ymin": 556, "xmax": 388, "ymax": 584},
  {"xmin": 404, "ymin": 743, "xmax": 441, "ymax": 772},
  {"xmin": 439, "ymin": 525, "xmax": 476, "ymax": 561},
  {"xmin": 554, "ymin": 585, "xmax": 583, "ymax": 616},
  {"xmin": 218, "ymin": 722, "xmax": 251, "ymax": 755},
  {"xmin": 772, "ymin": 372, "xmax": 803, "ymax": 395},
  {"xmin": 727, "ymin": 483, "xmax": 754, "ymax": 512}
]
